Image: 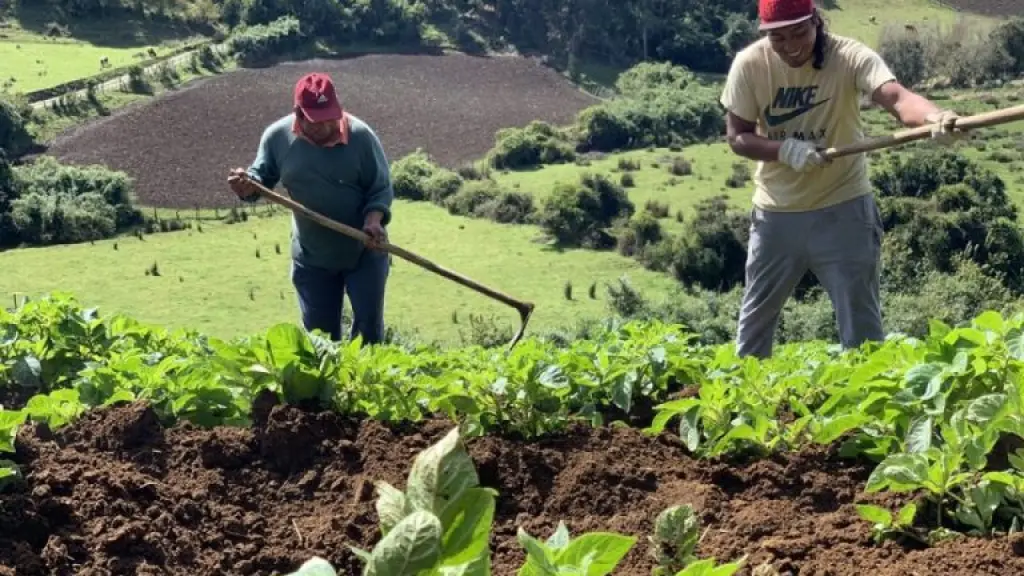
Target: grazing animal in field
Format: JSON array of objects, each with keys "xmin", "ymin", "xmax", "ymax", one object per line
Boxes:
[
  {"xmin": 147, "ymin": 47, "xmax": 157, "ymax": 58},
  {"xmin": 100, "ymin": 56, "xmax": 110, "ymax": 68}
]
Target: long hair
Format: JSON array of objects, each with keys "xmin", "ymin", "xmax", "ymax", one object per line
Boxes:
[{"xmin": 812, "ymin": 8, "xmax": 832, "ymax": 70}]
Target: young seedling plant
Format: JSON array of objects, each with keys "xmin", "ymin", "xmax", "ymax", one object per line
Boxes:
[
  {"xmin": 286, "ymin": 426, "xmax": 497, "ymax": 575},
  {"xmin": 281, "ymin": 426, "xmax": 711, "ymax": 575}
]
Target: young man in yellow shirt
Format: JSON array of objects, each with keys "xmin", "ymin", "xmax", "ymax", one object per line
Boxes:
[{"xmin": 720, "ymin": 0, "xmax": 967, "ymax": 358}]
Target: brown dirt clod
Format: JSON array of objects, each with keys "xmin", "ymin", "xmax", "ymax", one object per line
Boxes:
[{"xmin": 1, "ymin": 402, "xmax": 1022, "ymax": 575}]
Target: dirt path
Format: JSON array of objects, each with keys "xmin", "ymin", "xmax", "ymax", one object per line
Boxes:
[{"xmin": 1, "ymin": 397, "xmax": 1022, "ymax": 575}]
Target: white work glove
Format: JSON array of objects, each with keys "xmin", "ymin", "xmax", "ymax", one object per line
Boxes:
[
  {"xmin": 925, "ymin": 110, "xmax": 967, "ymax": 146},
  {"xmin": 778, "ymin": 138, "xmax": 827, "ymax": 172}
]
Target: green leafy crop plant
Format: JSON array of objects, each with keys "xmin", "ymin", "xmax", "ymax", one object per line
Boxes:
[
  {"xmin": 283, "ymin": 426, "xmax": 747, "ymax": 576},
  {"xmin": 2, "ymin": 292, "xmax": 1024, "ymax": 552}
]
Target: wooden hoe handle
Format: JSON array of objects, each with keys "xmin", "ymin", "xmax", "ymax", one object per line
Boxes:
[
  {"xmin": 821, "ymin": 103, "xmax": 1024, "ymax": 160},
  {"xmin": 239, "ymin": 175, "xmax": 536, "ymax": 351}
]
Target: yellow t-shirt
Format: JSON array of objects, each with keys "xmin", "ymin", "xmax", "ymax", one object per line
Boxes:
[{"xmin": 719, "ymin": 34, "xmax": 896, "ymax": 212}]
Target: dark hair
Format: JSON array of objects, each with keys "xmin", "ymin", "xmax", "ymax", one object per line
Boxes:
[{"xmin": 812, "ymin": 9, "xmax": 831, "ymax": 70}]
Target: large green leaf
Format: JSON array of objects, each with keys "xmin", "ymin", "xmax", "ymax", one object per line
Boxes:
[
  {"xmin": 555, "ymin": 533, "xmax": 636, "ymax": 575},
  {"xmin": 439, "ymin": 487, "xmax": 497, "ymax": 566},
  {"xmin": 407, "ymin": 428, "xmax": 479, "ymax": 515},
  {"xmin": 368, "ymin": 510, "xmax": 444, "ymax": 575}
]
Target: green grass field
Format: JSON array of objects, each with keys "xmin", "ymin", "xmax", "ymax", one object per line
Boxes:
[
  {"xmin": 3, "ymin": 0, "xmax": 1018, "ymax": 347},
  {"xmin": 488, "ymin": 84, "xmax": 1024, "ymax": 219},
  {"xmin": 492, "ymin": 145, "xmax": 751, "ymax": 236},
  {"xmin": 820, "ymin": 0, "xmax": 995, "ymax": 47},
  {"xmin": 0, "ymin": 6, "xmax": 210, "ymax": 94},
  {"xmin": 0, "ymin": 200, "xmax": 680, "ymax": 345}
]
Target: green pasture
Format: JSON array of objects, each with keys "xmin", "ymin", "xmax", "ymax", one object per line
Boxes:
[
  {"xmin": 820, "ymin": 0, "xmax": 995, "ymax": 47},
  {"xmin": 491, "ymin": 145, "xmax": 752, "ymax": 236},
  {"xmin": 0, "ymin": 200, "xmax": 680, "ymax": 345},
  {"xmin": 0, "ymin": 5, "xmax": 208, "ymax": 94}
]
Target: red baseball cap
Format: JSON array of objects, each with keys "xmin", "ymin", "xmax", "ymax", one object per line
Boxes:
[
  {"xmin": 759, "ymin": 0, "xmax": 814, "ymax": 31},
  {"xmin": 293, "ymin": 72, "xmax": 343, "ymax": 123}
]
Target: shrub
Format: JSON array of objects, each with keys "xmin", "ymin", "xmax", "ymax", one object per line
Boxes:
[
  {"xmin": 724, "ymin": 162, "xmax": 752, "ymax": 188},
  {"xmin": 0, "ymin": 97, "xmax": 34, "ymax": 158},
  {"xmin": 877, "ymin": 24, "xmax": 929, "ymax": 88},
  {"xmin": 643, "ymin": 200, "xmax": 670, "ymax": 218},
  {"xmin": 538, "ymin": 173, "xmax": 634, "ymax": 248},
  {"xmin": 124, "ymin": 65, "xmax": 151, "ymax": 94},
  {"xmin": 391, "ymin": 149, "xmax": 463, "ymax": 202},
  {"xmin": 444, "ymin": 180, "xmax": 535, "ymax": 224},
  {"xmin": 3, "ymin": 157, "xmax": 143, "ymax": 248},
  {"xmin": 642, "ymin": 196, "xmax": 749, "ymax": 291},
  {"xmin": 617, "ymin": 211, "xmax": 663, "ymax": 257},
  {"xmin": 574, "ymin": 62, "xmax": 726, "ymax": 154},
  {"xmin": 486, "ymin": 121, "xmax": 576, "ymax": 170},
  {"xmin": 669, "ymin": 157, "xmax": 692, "ymax": 176},
  {"xmin": 228, "ymin": 15, "xmax": 306, "ymax": 67},
  {"xmin": 872, "ymin": 149, "xmax": 1024, "ymax": 293},
  {"xmin": 876, "ymin": 18, "xmax": 1022, "ymax": 88}
]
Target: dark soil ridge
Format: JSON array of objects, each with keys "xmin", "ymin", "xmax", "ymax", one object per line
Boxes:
[
  {"xmin": 40, "ymin": 52, "xmax": 600, "ymax": 211},
  {"xmin": 1, "ymin": 398, "xmax": 1023, "ymax": 576}
]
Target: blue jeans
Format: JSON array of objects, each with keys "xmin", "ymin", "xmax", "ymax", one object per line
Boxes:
[{"xmin": 290, "ymin": 248, "xmax": 390, "ymax": 344}]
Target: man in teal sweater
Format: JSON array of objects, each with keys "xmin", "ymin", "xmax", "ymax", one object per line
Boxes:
[{"xmin": 227, "ymin": 72, "xmax": 394, "ymax": 344}]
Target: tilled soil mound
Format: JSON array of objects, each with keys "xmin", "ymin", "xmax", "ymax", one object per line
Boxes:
[
  {"xmin": 2, "ymin": 397, "xmax": 1023, "ymax": 575},
  {"xmin": 42, "ymin": 53, "xmax": 599, "ymax": 210}
]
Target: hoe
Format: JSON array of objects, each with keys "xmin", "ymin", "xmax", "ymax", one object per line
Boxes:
[
  {"xmin": 237, "ymin": 174, "xmax": 536, "ymax": 352},
  {"xmin": 822, "ymin": 103, "xmax": 1024, "ymax": 159}
]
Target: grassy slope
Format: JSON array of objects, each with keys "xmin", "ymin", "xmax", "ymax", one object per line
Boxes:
[
  {"xmin": 821, "ymin": 0, "xmax": 995, "ymax": 46},
  {"xmin": 3, "ymin": 0, "xmax": 1019, "ymax": 346},
  {"xmin": 492, "ymin": 86, "xmax": 1024, "ymax": 216},
  {"xmin": 0, "ymin": 6, "xmax": 212, "ymax": 94},
  {"xmin": 0, "ymin": 201, "xmax": 679, "ymax": 344}
]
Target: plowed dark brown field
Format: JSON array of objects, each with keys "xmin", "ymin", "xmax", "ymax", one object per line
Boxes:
[
  {"xmin": 42, "ymin": 53, "xmax": 599, "ymax": 210},
  {"xmin": 2, "ymin": 398, "xmax": 1023, "ymax": 575}
]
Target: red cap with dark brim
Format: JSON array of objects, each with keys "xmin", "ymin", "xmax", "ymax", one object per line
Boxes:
[
  {"xmin": 294, "ymin": 72, "xmax": 343, "ymax": 123},
  {"xmin": 758, "ymin": 0, "xmax": 815, "ymax": 31}
]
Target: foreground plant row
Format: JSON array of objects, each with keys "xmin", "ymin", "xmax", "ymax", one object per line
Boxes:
[{"xmin": 1, "ymin": 293, "xmax": 1024, "ymax": 555}]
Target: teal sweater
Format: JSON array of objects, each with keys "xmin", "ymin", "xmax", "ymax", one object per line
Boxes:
[{"xmin": 244, "ymin": 113, "xmax": 394, "ymax": 272}]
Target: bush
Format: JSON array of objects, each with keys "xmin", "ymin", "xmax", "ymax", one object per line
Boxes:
[
  {"xmin": 538, "ymin": 173, "xmax": 634, "ymax": 248},
  {"xmin": 725, "ymin": 162, "xmax": 751, "ymax": 188},
  {"xmin": 572, "ymin": 62, "xmax": 725, "ymax": 154},
  {"xmin": 0, "ymin": 97, "xmax": 34, "ymax": 158},
  {"xmin": 444, "ymin": 180, "xmax": 535, "ymax": 224},
  {"xmin": 642, "ymin": 196, "xmax": 749, "ymax": 291},
  {"xmin": 877, "ymin": 24, "xmax": 929, "ymax": 88},
  {"xmin": 2, "ymin": 157, "xmax": 143, "ymax": 248},
  {"xmin": 643, "ymin": 200, "xmax": 670, "ymax": 219},
  {"xmin": 228, "ymin": 15, "xmax": 307, "ymax": 67},
  {"xmin": 616, "ymin": 211, "xmax": 663, "ymax": 258},
  {"xmin": 876, "ymin": 18, "xmax": 1023, "ymax": 88},
  {"xmin": 486, "ymin": 121, "xmax": 576, "ymax": 170},
  {"xmin": 124, "ymin": 65, "xmax": 151, "ymax": 94},
  {"xmin": 872, "ymin": 149, "xmax": 1024, "ymax": 293},
  {"xmin": 391, "ymin": 149, "xmax": 463, "ymax": 202},
  {"xmin": 602, "ymin": 256, "xmax": 1020, "ymax": 349}
]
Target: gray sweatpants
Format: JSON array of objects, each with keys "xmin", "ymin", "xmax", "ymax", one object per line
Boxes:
[{"xmin": 735, "ymin": 193, "xmax": 884, "ymax": 358}]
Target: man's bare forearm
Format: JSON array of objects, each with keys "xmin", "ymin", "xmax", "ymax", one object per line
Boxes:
[
  {"xmin": 873, "ymin": 82, "xmax": 945, "ymax": 128},
  {"xmin": 728, "ymin": 133, "xmax": 785, "ymax": 162}
]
